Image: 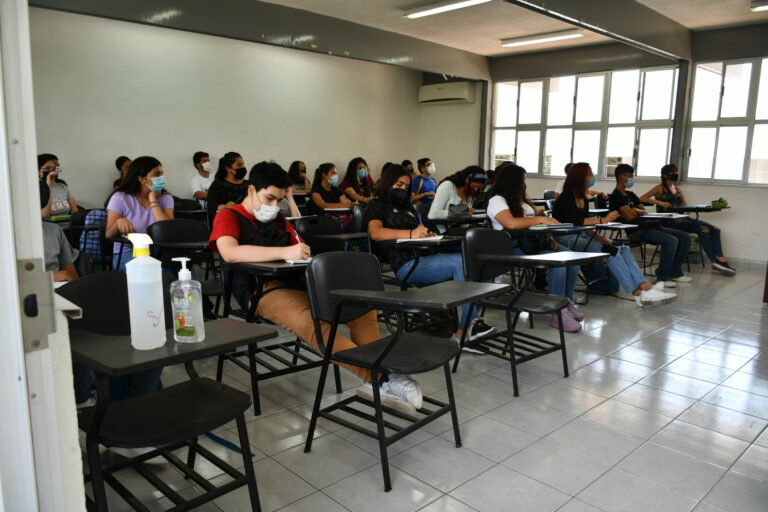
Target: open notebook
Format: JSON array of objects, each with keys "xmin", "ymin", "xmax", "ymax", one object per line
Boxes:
[{"xmin": 396, "ymin": 235, "xmax": 443, "ymax": 243}]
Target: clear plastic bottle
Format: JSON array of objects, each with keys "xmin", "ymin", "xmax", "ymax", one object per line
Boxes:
[
  {"xmin": 125, "ymin": 233, "xmax": 167, "ymax": 350},
  {"xmin": 170, "ymin": 257, "xmax": 205, "ymax": 343}
]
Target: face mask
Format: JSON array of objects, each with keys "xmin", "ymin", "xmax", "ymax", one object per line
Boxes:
[
  {"xmin": 587, "ymin": 176, "xmax": 596, "ymax": 188},
  {"xmin": 427, "ymin": 164, "xmax": 436, "ymax": 174},
  {"xmin": 358, "ymin": 168, "xmax": 367, "ymax": 180},
  {"xmin": 202, "ymin": 161, "xmax": 212, "ymax": 173},
  {"xmin": 390, "ymin": 187, "xmax": 409, "ymax": 206},
  {"xmin": 626, "ymin": 178, "xmax": 635, "ymax": 189},
  {"xmin": 669, "ymin": 174, "xmax": 679, "ymax": 182},
  {"xmin": 329, "ymin": 174, "xmax": 339, "ymax": 186},
  {"xmin": 148, "ymin": 176, "xmax": 166, "ymax": 192},
  {"xmin": 233, "ymin": 167, "xmax": 247, "ymax": 180},
  {"xmin": 253, "ymin": 204, "xmax": 280, "ymax": 223}
]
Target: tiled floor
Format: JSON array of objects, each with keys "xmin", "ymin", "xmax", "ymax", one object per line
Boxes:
[{"xmin": 97, "ymin": 264, "xmax": 768, "ymax": 512}]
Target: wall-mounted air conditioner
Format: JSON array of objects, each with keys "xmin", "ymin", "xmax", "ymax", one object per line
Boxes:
[{"xmin": 418, "ymin": 82, "xmax": 476, "ymax": 105}]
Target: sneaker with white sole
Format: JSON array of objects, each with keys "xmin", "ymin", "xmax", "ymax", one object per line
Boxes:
[
  {"xmin": 356, "ymin": 383, "xmax": 418, "ymax": 417},
  {"xmin": 712, "ymin": 261, "xmax": 736, "ymax": 275},
  {"xmin": 451, "ymin": 334, "xmax": 485, "ymax": 355},
  {"xmin": 672, "ymin": 275, "xmax": 692, "ymax": 283},
  {"xmin": 635, "ymin": 287, "xmax": 677, "ymax": 307},
  {"xmin": 468, "ymin": 318, "xmax": 496, "ymax": 341},
  {"xmin": 657, "ymin": 280, "xmax": 677, "ymax": 288},
  {"xmin": 384, "ymin": 374, "xmax": 423, "ymax": 409}
]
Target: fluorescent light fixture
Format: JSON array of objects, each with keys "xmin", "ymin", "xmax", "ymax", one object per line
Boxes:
[
  {"xmin": 500, "ymin": 29, "xmax": 583, "ymax": 48},
  {"xmin": 751, "ymin": 0, "xmax": 768, "ymax": 11},
  {"xmin": 403, "ymin": 0, "xmax": 492, "ymax": 19}
]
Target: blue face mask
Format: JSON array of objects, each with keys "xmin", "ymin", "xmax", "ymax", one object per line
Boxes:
[
  {"xmin": 626, "ymin": 178, "xmax": 635, "ymax": 189},
  {"xmin": 148, "ymin": 176, "xmax": 166, "ymax": 192},
  {"xmin": 329, "ymin": 174, "xmax": 339, "ymax": 186},
  {"xmin": 587, "ymin": 176, "xmax": 596, "ymax": 188},
  {"xmin": 358, "ymin": 168, "xmax": 367, "ymax": 180}
]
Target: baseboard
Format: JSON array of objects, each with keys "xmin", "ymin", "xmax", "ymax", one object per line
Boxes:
[{"xmin": 728, "ymin": 257, "xmax": 768, "ymax": 270}]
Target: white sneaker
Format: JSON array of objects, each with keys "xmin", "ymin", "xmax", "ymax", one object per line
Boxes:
[
  {"xmin": 672, "ymin": 275, "xmax": 692, "ymax": 283},
  {"xmin": 356, "ymin": 383, "xmax": 418, "ymax": 417},
  {"xmin": 383, "ymin": 374, "xmax": 423, "ymax": 409},
  {"xmin": 653, "ymin": 282, "xmax": 666, "ymax": 292},
  {"xmin": 635, "ymin": 287, "xmax": 677, "ymax": 306},
  {"xmin": 657, "ymin": 280, "xmax": 677, "ymax": 288}
]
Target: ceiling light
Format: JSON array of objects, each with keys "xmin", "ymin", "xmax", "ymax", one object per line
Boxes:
[
  {"xmin": 500, "ymin": 29, "xmax": 583, "ymax": 48},
  {"xmin": 751, "ymin": 0, "xmax": 768, "ymax": 11},
  {"xmin": 403, "ymin": 0, "xmax": 492, "ymax": 19}
]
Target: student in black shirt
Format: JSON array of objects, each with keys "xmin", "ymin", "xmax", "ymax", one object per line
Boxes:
[
  {"xmin": 306, "ymin": 163, "xmax": 352, "ymax": 215},
  {"xmin": 207, "ymin": 151, "xmax": 249, "ymax": 223},
  {"xmin": 367, "ymin": 164, "xmax": 495, "ymax": 343},
  {"xmin": 609, "ymin": 164, "xmax": 692, "ymax": 288}
]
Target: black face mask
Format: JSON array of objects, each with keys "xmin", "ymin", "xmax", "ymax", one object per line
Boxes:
[
  {"xmin": 669, "ymin": 174, "xmax": 679, "ymax": 182},
  {"xmin": 390, "ymin": 188, "xmax": 409, "ymax": 206},
  {"xmin": 233, "ymin": 167, "xmax": 247, "ymax": 180}
]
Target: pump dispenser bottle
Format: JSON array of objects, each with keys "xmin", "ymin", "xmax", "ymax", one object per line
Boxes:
[
  {"xmin": 170, "ymin": 257, "xmax": 205, "ymax": 343},
  {"xmin": 125, "ymin": 233, "xmax": 166, "ymax": 350}
]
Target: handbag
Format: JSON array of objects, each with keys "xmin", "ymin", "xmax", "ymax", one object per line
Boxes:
[
  {"xmin": 518, "ymin": 234, "xmax": 555, "ymax": 255},
  {"xmin": 448, "ymin": 203, "xmax": 471, "ymax": 218}
]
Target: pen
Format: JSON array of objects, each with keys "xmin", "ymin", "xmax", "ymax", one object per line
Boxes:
[{"xmin": 417, "ymin": 213, "xmax": 423, "ymax": 225}]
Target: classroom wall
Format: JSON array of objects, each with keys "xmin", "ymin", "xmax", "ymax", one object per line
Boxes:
[{"xmin": 29, "ymin": 8, "xmax": 482, "ymax": 207}]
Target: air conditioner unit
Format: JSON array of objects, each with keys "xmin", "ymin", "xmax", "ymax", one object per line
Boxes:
[{"xmin": 418, "ymin": 82, "xmax": 476, "ymax": 105}]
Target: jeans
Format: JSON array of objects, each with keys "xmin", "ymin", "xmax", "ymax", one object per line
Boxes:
[
  {"xmin": 509, "ymin": 243, "xmax": 578, "ymax": 299},
  {"xmin": 674, "ymin": 218, "xmax": 723, "ymax": 261},
  {"xmin": 395, "ymin": 253, "xmax": 477, "ymax": 329},
  {"xmin": 632, "ymin": 227, "xmax": 691, "ymax": 282},
  {"xmin": 113, "ymin": 250, "xmax": 133, "ymax": 271},
  {"xmin": 558, "ymin": 234, "xmax": 646, "ymax": 295}
]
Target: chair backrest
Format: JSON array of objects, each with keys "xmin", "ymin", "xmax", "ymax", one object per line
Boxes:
[
  {"xmin": 295, "ymin": 216, "xmax": 344, "ymax": 254},
  {"xmin": 594, "ymin": 195, "xmax": 608, "ymax": 209},
  {"xmin": 55, "ymin": 271, "xmax": 173, "ymax": 335},
  {"xmin": 347, "ymin": 203, "xmax": 368, "ymax": 234},
  {"xmin": 462, "ymin": 228, "xmax": 515, "ymax": 282},
  {"xmin": 172, "ymin": 196, "xmax": 200, "ymax": 212},
  {"xmin": 543, "ymin": 190, "xmax": 556, "ymax": 200},
  {"xmin": 305, "ymin": 251, "xmax": 384, "ymax": 324},
  {"xmin": 147, "ymin": 218, "xmax": 211, "ymax": 267},
  {"xmin": 74, "ymin": 252, "xmax": 94, "ymax": 276},
  {"xmin": 545, "ymin": 199, "xmax": 555, "ymax": 212}
]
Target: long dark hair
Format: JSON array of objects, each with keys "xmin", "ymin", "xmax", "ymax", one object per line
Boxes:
[
  {"xmin": 440, "ymin": 165, "xmax": 486, "ymax": 188},
  {"xmin": 287, "ymin": 160, "xmax": 306, "ymax": 185},
  {"xmin": 215, "ymin": 151, "xmax": 241, "ymax": 181},
  {"xmin": 105, "ymin": 156, "xmax": 163, "ymax": 206},
  {"xmin": 562, "ymin": 162, "xmax": 591, "ymax": 200},
  {"xmin": 312, "ymin": 163, "xmax": 335, "ymax": 189},
  {"xmin": 490, "ymin": 163, "xmax": 533, "ymax": 218},
  {"xmin": 376, "ymin": 164, "xmax": 413, "ymax": 207},
  {"xmin": 660, "ymin": 163, "xmax": 678, "ymax": 198},
  {"xmin": 343, "ymin": 157, "xmax": 370, "ymax": 196}
]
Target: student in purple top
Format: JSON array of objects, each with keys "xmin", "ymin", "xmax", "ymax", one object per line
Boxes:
[{"xmin": 105, "ymin": 156, "xmax": 174, "ymax": 270}]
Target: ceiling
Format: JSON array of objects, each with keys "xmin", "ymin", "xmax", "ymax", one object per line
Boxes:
[{"xmin": 637, "ymin": 0, "xmax": 768, "ymax": 30}]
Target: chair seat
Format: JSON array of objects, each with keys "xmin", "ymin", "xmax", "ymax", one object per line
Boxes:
[
  {"xmin": 79, "ymin": 378, "xmax": 250, "ymax": 447},
  {"xmin": 332, "ymin": 334, "xmax": 459, "ymax": 374},
  {"xmin": 480, "ymin": 291, "xmax": 569, "ymax": 314}
]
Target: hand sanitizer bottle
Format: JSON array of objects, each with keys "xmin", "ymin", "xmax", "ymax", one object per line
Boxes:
[
  {"xmin": 170, "ymin": 257, "xmax": 205, "ymax": 343},
  {"xmin": 125, "ymin": 233, "xmax": 166, "ymax": 350}
]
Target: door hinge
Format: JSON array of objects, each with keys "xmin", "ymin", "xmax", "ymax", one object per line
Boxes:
[{"xmin": 17, "ymin": 258, "xmax": 55, "ymax": 352}]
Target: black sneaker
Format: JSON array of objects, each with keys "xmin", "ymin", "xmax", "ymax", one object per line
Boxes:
[
  {"xmin": 712, "ymin": 261, "xmax": 736, "ymax": 276},
  {"xmin": 469, "ymin": 318, "xmax": 496, "ymax": 341}
]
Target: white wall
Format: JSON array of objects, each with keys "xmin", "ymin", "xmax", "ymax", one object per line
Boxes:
[
  {"xmin": 525, "ymin": 176, "xmax": 768, "ymax": 265},
  {"xmin": 29, "ymin": 9, "xmax": 479, "ymax": 208}
]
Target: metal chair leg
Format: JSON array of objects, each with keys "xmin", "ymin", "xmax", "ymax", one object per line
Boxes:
[
  {"xmin": 370, "ymin": 372, "xmax": 392, "ymax": 492},
  {"xmin": 443, "ymin": 363, "xmax": 462, "ymax": 448},
  {"xmin": 333, "ymin": 365, "xmax": 342, "ymax": 393},
  {"xmin": 215, "ymin": 354, "xmax": 225, "ymax": 382},
  {"xmin": 506, "ymin": 310, "xmax": 521, "ymax": 397},
  {"xmin": 247, "ymin": 345, "xmax": 261, "ymax": 416},
  {"xmin": 235, "ymin": 414, "xmax": 262, "ymax": 512},
  {"xmin": 556, "ymin": 311, "xmax": 569, "ymax": 377},
  {"xmin": 305, "ymin": 355, "xmax": 332, "ymax": 453}
]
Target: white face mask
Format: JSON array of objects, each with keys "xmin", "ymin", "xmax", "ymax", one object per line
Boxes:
[
  {"xmin": 201, "ymin": 161, "xmax": 212, "ymax": 173},
  {"xmin": 427, "ymin": 163, "xmax": 436, "ymax": 174},
  {"xmin": 254, "ymin": 204, "xmax": 280, "ymax": 223}
]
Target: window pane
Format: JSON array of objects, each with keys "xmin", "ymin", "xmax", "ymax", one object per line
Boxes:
[
  {"xmin": 605, "ymin": 127, "xmax": 635, "ymax": 176},
  {"xmin": 609, "ymin": 69, "xmax": 640, "ymax": 124},
  {"xmin": 720, "ymin": 63, "xmax": 752, "ymax": 118},
  {"xmin": 493, "ymin": 129, "xmax": 516, "ymax": 165},
  {"xmin": 714, "ymin": 126, "xmax": 747, "ymax": 180},
  {"xmin": 544, "ymin": 128, "xmax": 572, "ymax": 176},
  {"xmin": 637, "ymin": 128, "xmax": 670, "ymax": 176},
  {"xmin": 516, "ymin": 131, "xmax": 540, "ymax": 173},
  {"xmin": 575, "ymin": 75, "xmax": 604, "ymax": 123},
  {"xmin": 573, "ymin": 130, "xmax": 601, "ymax": 169},
  {"xmin": 757, "ymin": 59, "xmax": 768, "ymax": 120},
  {"xmin": 748, "ymin": 124, "xmax": 768, "ymax": 183},
  {"xmin": 688, "ymin": 127, "xmax": 717, "ymax": 179},
  {"xmin": 518, "ymin": 81, "xmax": 543, "ymax": 124},
  {"xmin": 641, "ymin": 69, "xmax": 675, "ymax": 120},
  {"xmin": 691, "ymin": 63, "xmax": 723, "ymax": 121},
  {"xmin": 547, "ymin": 76, "xmax": 575, "ymax": 125},
  {"xmin": 495, "ymin": 82, "xmax": 518, "ymax": 127}
]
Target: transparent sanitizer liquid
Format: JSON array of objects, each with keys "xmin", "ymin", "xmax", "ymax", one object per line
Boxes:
[{"xmin": 170, "ymin": 257, "xmax": 205, "ymax": 343}]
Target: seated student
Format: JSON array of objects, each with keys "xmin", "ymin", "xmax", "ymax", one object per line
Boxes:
[
  {"xmin": 206, "ymin": 152, "xmax": 249, "ymax": 223},
  {"xmin": 610, "ymin": 164, "xmax": 692, "ymax": 288},
  {"xmin": 250, "ymin": 161, "xmax": 300, "ymax": 217},
  {"xmin": 487, "ymin": 163, "xmax": 584, "ymax": 332},
  {"xmin": 209, "ymin": 163, "xmax": 422, "ymax": 413},
  {"xmin": 39, "ymin": 153, "xmax": 79, "ymax": 217},
  {"xmin": 428, "ymin": 166, "xmax": 486, "ymax": 218},
  {"xmin": 553, "ymin": 163, "xmax": 677, "ymax": 306},
  {"xmin": 105, "ymin": 156, "xmax": 174, "ymax": 270},
  {"xmin": 367, "ymin": 164, "xmax": 496, "ymax": 342},
  {"xmin": 554, "ymin": 163, "xmax": 608, "ymax": 200},
  {"xmin": 40, "ymin": 181, "xmax": 79, "ymax": 284},
  {"xmin": 306, "ymin": 163, "xmax": 353, "ymax": 215},
  {"xmin": 114, "ymin": 156, "xmax": 131, "ymax": 190},
  {"xmin": 341, "ymin": 157, "xmax": 375, "ymax": 202},
  {"xmin": 640, "ymin": 163, "xmax": 735, "ymax": 276},
  {"xmin": 401, "ymin": 159, "xmax": 415, "ymax": 175},
  {"xmin": 288, "ymin": 160, "xmax": 311, "ymax": 191},
  {"xmin": 411, "ymin": 157, "xmax": 438, "ymax": 206},
  {"xmin": 190, "ymin": 151, "xmax": 214, "ymax": 208}
]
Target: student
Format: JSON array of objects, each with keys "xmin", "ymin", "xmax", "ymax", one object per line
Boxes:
[
  {"xmin": 610, "ymin": 164, "xmax": 692, "ymax": 288},
  {"xmin": 38, "ymin": 153, "xmax": 78, "ymax": 217},
  {"xmin": 340, "ymin": 157, "xmax": 375, "ymax": 202},
  {"xmin": 105, "ymin": 156, "xmax": 174, "ymax": 270},
  {"xmin": 206, "ymin": 152, "xmax": 249, "ymax": 221},
  {"xmin": 367, "ymin": 164, "xmax": 496, "ymax": 342},
  {"xmin": 288, "ymin": 160, "xmax": 311, "ymax": 191},
  {"xmin": 640, "ymin": 164, "xmax": 735, "ymax": 275},
  {"xmin": 401, "ymin": 159, "xmax": 414, "ymax": 174},
  {"xmin": 190, "ymin": 151, "xmax": 214, "ymax": 208},
  {"xmin": 411, "ymin": 157, "xmax": 438, "ymax": 205},
  {"xmin": 250, "ymin": 161, "xmax": 300, "ymax": 217},
  {"xmin": 114, "ymin": 156, "xmax": 131, "ymax": 190},
  {"xmin": 553, "ymin": 163, "xmax": 677, "ymax": 306},
  {"xmin": 209, "ymin": 163, "xmax": 422, "ymax": 414},
  {"xmin": 306, "ymin": 163, "xmax": 352, "ymax": 215},
  {"xmin": 554, "ymin": 163, "xmax": 608, "ymax": 200},
  {"xmin": 487, "ymin": 163, "xmax": 583, "ymax": 332},
  {"xmin": 40, "ymin": 181, "xmax": 79, "ymax": 283},
  {"xmin": 428, "ymin": 166, "xmax": 486, "ymax": 219}
]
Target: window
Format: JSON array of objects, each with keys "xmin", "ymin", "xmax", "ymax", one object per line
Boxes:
[{"xmin": 687, "ymin": 57, "xmax": 767, "ymax": 183}]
